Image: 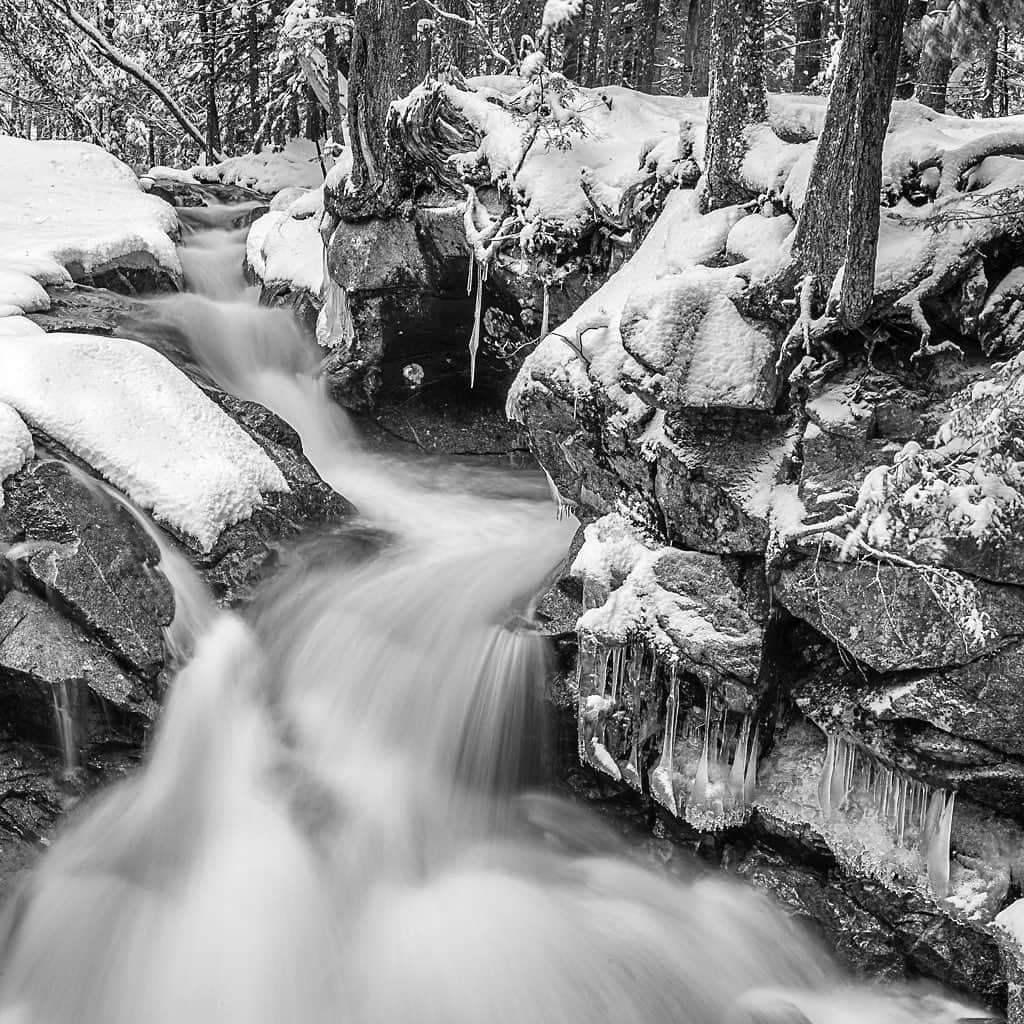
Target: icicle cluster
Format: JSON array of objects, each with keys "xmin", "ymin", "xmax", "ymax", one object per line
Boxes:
[
  {"xmin": 576, "ymin": 634, "xmax": 760, "ymax": 829},
  {"xmin": 815, "ymin": 729, "xmax": 957, "ymax": 898},
  {"xmin": 577, "ymin": 637, "xmax": 652, "ymax": 790}
]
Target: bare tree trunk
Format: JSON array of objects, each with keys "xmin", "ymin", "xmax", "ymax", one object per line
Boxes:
[
  {"xmin": 635, "ymin": 0, "xmax": 660, "ymax": 91},
  {"xmin": 248, "ymin": 0, "xmax": 260, "ymax": 145},
  {"xmin": 894, "ymin": 0, "xmax": 923, "ymax": 99},
  {"xmin": 982, "ymin": 31, "xmax": 998, "ymax": 118},
  {"xmin": 585, "ymin": 0, "xmax": 602, "ymax": 85},
  {"xmin": 691, "ymin": 0, "xmax": 711, "ymax": 95},
  {"xmin": 1000, "ymin": 25, "xmax": 1009, "ymax": 116},
  {"xmin": 791, "ymin": 0, "xmax": 909, "ymax": 325},
  {"xmin": 196, "ymin": 0, "xmax": 222, "ymax": 160},
  {"xmin": 337, "ymin": 0, "xmax": 421, "ymax": 220},
  {"xmin": 792, "ymin": 0, "xmax": 824, "ymax": 90},
  {"xmin": 702, "ymin": 0, "xmax": 766, "ymax": 210},
  {"xmin": 914, "ymin": 16, "xmax": 952, "ymax": 112}
]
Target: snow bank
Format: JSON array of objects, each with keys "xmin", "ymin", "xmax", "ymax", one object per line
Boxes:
[
  {"xmin": 0, "ymin": 332, "xmax": 289, "ymax": 550},
  {"xmin": 247, "ymin": 186, "xmax": 325, "ymax": 295},
  {"xmin": 192, "ymin": 140, "xmax": 333, "ymax": 194},
  {"xmin": 509, "ymin": 189, "xmax": 790, "ymax": 424},
  {"xmin": 0, "ymin": 135, "xmax": 180, "ymax": 313},
  {"xmin": 0, "ymin": 402, "xmax": 33, "ymax": 506}
]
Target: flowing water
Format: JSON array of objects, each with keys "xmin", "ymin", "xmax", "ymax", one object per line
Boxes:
[{"xmin": 0, "ymin": 201, "xmax": 983, "ymax": 1024}]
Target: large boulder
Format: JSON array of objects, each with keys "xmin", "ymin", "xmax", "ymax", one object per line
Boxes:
[{"xmin": 1, "ymin": 460, "xmax": 174, "ymax": 680}]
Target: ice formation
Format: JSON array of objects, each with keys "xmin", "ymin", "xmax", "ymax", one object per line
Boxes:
[
  {"xmin": 814, "ymin": 727, "xmax": 957, "ymax": 898},
  {"xmin": 575, "ymin": 634, "xmax": 761, "ymax": 828}
]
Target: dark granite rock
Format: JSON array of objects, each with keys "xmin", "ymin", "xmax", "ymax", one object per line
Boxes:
[{"xmin": 1, "ymin": 460, "xmax": 174, "ymax": 680}]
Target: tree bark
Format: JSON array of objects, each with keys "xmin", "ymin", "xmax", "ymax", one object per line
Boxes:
[
  {"xmin": 196, "ymin": 0, "xmax": 222, "ymax": 160},
  {"xmin": 585, "ymin": 0, "xmax": 602, "ymax": 85},
  {"xmin": 635, "ymin": 0, "xmax": 660, "ymax": 91},
  {"xmin": 792, "ymin": 0, "xmax": 824, "ymax": 91},
  {"xmin": 338, "ymin": 0, "xmax": 421, "ymax": 220},
  {"xmin": 914, "ymin": 15, "xmax": 952, "ymax": 112},
  {"xmin": 248, "ymin": 0, "xmax": 260, "ymax": 144},
  {"xmin": 982, "ymin": 31, "xmax": 997, "ymax": 118},
  {"xmin": 791, "ymin": 0, "xmax": 909, "ymax": 325},
  {"xmin": 690, "ymin": 0, "xmax": 711, "ymax": 95},
  {"xmin": 702, "ymin": 0, "xmax": 766, "ymax": 210}
]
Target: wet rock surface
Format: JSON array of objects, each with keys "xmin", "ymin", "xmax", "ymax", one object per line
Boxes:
[
  {"xmin": 521, "ymin": 330, "xmax": 1024, "ymax": 1010},
  {"xmin": 0, "ymin": 192, "xmax": 355, "ymax": 872},
  {"xmin": 0, "ymin": 460, "xmax": 174, "ymax": 680}
]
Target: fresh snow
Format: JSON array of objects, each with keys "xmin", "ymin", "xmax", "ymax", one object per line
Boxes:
[
  {"xmin": 0, "ymin": 401, "xmax": 33, "ymax": 506},
  {"xmin": 0, "ymin": 135, "xmax": 180, "ymax": 312},
  {"xmin": 247, "ymin": 186, "xmax": 325, "ymax": 296},
  {"xmin": 0, "ymin": 332, "xmax": 289, "ymax": 551},
  {"xmin": 191, "ymin": 139, "xmax": 334, "ymax": 194}
]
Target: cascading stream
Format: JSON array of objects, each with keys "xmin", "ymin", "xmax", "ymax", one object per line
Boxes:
[{"xmin": 0, "ymin": 204, "xmax": 981, "ymax": 1024}]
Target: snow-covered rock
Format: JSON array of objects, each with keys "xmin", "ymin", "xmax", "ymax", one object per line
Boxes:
[
  {"xmin": 247, "ymin": 186, "xmax": 325, "ymax": 297},
  {"xmin": 191, "ymin": 139, "xmax": 334, "ymax": 194},
  {"xmin": 0, "ymin": 401, "xmax": 33, "ymax": 505},
  {"xmin": 0, "ymin": 331, "xmax": 289, "ymax": 551},
  {"xmin": 0, "ymin": 135, "xmax": 181, "ymax": 309}
]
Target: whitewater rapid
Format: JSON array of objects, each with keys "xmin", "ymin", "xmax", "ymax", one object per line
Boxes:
[{"xmin": 0, "ymin": 200, "xmax": 980, "ymax": 1024}]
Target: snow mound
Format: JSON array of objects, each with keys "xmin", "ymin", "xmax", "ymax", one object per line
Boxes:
[
  {"xmin": 247, "ymin": 186, "xmax": 325, "ymax": 295},
  {"xmin": 510, "ymin": 191, "xmax": 787, "ymax": 424},
  {"xmin": 0, "ymin": 402, "xmax": 33, "ymax": 506},
  {"xmin": 192, "ymin": 140, "xmax": 333, "ymax": 194},
  {"xmin": 411, "ymin": 78, "xmax": 701, "ymax": 229},
  {"xmin": 0, "ymin": 136, "xmax": 180, "ymax": 302},
  {"xmin": 0, "ymin": 332, "xmax": 289, "ymax": 550}
]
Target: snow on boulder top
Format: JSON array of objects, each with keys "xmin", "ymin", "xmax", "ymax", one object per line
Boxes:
[
  {"xmin": 0, "ymin": 135, "xmax": 180, "ymax": 293},
  {"xmin": 191, "ymin": 139, "xmax": 335, "ymax": 194},
  {"xmin": 0, "ymin": 332, "xmax": 289, "ymax": 551},
  {"xmin": 0, "ymin": 401, "xmax": 33, "ymax": 506},
  {"xmin": 247, "ymin": 186, "xmax": 325, "ymax": 295}
]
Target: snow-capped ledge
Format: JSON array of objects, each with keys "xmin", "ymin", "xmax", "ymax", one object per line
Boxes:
[
  {"xmin": 0, "ymin": 136, "xmax": 181, "ymax": 314},
  {"xmin": 0, "ymin": 332, "xmax": 288, "ymax": 551}
]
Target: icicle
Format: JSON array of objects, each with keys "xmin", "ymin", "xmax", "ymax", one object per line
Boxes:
[
  {"xmin": 729, "ymin": 717, "xmax": 750, "ymax": 802},
  {"xmin": 690, "ymin": 689, "xmax": 712, "ymax": 807},
  {"xmin": 650, "ymin": 671, "xmax": 679, "ymax": 814},
  {"xmin": 743, "ymin": 722, "xmax": 759, "ymax": 804},
  {"xmin": 829, "ymin": 735, "xmax": 851, "ymax": 815},
  {"xmin": 609, "ymin": 647, "xmax": 623, "ymax": 705},
  {"xmin": 588, "ymin": 736, "xmax": 622, "ymax": 780},
  {"xmin": 817, "ymin": 732, "xmax": 836, "ymax": 819},
  {"xmin": 622, "ymin": 645, "xmax": 644, "ymax": 791},
  {"xmin": 926, "ymin": 791, "xmax": 956, "ymax": 898},
  {"xmin": 575, "ymin": 635, "xmax": 600, "ymax": 764},
  {"xmin": 468, "ymin": 260, "xmax": 484, "ymax": 388},
  {"xmin": 540, "ymin": 281, "xmax": 550, "ymax": 339}
]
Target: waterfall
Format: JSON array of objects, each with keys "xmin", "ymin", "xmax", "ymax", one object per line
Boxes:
[{"xmin": 0, "ymin": 201, "xmax": 981, "ymax": 1024}]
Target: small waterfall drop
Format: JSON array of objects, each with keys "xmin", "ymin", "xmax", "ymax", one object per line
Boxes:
[{"xmin": 0, "ymin": 203, "xmax": 982, "ymax": 1024}]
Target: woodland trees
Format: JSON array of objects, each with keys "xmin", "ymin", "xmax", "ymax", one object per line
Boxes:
[{"xmin": 3, "ymin": 0, "xmax": 1024, "ymax": 169}]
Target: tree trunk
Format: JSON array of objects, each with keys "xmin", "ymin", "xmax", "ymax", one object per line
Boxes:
[
  {"xmin": 248, "ymin": 0, "xmax": 260, "ymax": 145},
  {"xmin": 339, "ymin": 0, "xmax": 421, "ymax": 220},
  {"xmin": 196, "ymin": 0, "xmax": 222, "ymax": 160},
  {"xmin": 894, "ymin": 0, "xmax": 923, "ymax": 99},
  {"xmin": 982, "ymin": 31, "xmax": 997, "ymax": 118},
  {"xmin": 791, "ymin": 0, "xmax": 909, "ymax": 325},
  {"xmin": 792, "ymin": 0, "xmax": 824, "ymax": 91},
  {"xmin": 562, "ymin": 7, "xmax": 585, "ymax": 80},
  {"xmin": 1000, "ymin": 25, "xmax": 1009, "ymax": 117},
  {"xmin": 635, "ymin": 0, "xmax": 660, "ymax": 91},
  {"xmin": 914, "ymin": 16, "xmax": 952, "ymax": 112},
  {"xmin": 702, "ymin": 0, "xmax": 766, "ymax": 210},
  {"xmin": 690, "ymin": 0, "xmax": 711, "ymax": 95}
]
